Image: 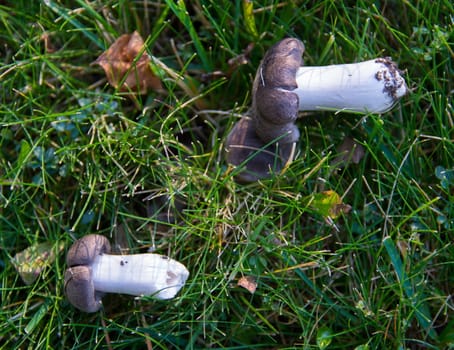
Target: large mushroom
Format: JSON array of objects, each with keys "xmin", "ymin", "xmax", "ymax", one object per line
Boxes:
[
  {"xmin": 225, "ymin": 38, "xmax": 408, "ymax": 183},
  {"xmin": 64, "ymin": 234, "xmax": 189, "ymax": 313}
]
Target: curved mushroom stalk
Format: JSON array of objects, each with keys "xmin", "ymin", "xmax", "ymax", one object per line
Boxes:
[
  {"xmin": 64, "ymin": 234, "xmax": 189, "ymax": 313},
  {"xmin": 225, "ymin": 38, "xmax": 408, "ymax": 183}
]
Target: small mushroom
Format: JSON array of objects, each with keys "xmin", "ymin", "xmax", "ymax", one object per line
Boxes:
[
  {"xmin": 64, "ymin": 234, "xmax": 189, "ymax": 313},
  {"xmin": 225, "ymin": 37, "xmax": 408, "ymax": 182}
]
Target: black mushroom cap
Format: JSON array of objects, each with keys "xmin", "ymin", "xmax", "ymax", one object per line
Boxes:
[
  {"xmin": 64, "ymin": 234, "xmax": 111, "ymax": 313},
  {"xmin": 225, "ymin": 38, "xmax": 304, "ymax": 182}
]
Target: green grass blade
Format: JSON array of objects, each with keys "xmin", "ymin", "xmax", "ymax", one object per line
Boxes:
[
  {"xmin": 164, "ymin": 0, "xmax": 212, "ymax": 71},
  {"xmin": 383, "ymin": 236, "xmax": 437, "ymax": 340},
  {"xmin": 42, "ymin": 0, "xmax": 105, "ymax": 49},
  {"xmin": 282, "ymin": 252, "xmax": 357, "ymax": 322}
]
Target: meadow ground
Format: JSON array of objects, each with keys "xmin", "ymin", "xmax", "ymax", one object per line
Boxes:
[{"xmin": 1, "ymin": 1, "xmax": 453, "ymax": 349}]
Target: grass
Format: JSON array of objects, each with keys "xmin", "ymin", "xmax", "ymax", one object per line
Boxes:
[{"xmin": 1, "ymin": 0, "xmax": 453, "ymax": 349}]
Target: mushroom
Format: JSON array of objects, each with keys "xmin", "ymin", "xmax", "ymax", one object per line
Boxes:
[
  {"xmin": 225, "ymin": 116, "xmax": 296, "ymax": 183},
  {"xmin": 64, "ymin": 234, "xmax": 189, "ymax": 313},
  {"xmin": 225, "ymin": 38, "xmax": 408, "ymax": 182}
]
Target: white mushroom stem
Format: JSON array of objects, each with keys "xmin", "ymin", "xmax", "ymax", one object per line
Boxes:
[
  {"xmin": 90, "ymin": 253, "xmax": 189, "ymax": 299},
  {"xmin": 293, "ymin": 58, "xmax": 408, "ymax": 114}
]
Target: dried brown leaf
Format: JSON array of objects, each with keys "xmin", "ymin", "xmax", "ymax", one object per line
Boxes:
[
  {"xmin": 237, "ymin": 275, "xmax": 257, "ymax": 294},
  {"xmin": 41, "ymin": 32, "xmax": 56, "ymax": 53},
  {"xmin": 332, "ymin": 137, "xmax": 365, "ymax": 168},
  {"xmin": 94, "ymin": 31, "xmax": 163, "ymax": 94}
]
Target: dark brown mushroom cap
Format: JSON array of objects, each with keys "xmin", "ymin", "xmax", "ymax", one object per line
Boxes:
[
  {"xmin": 64, "ymin": 234, "xmax": 111, "ymax": 312},
  {"xmin": 66, "ymin": 234, "xmax": 111, "ymax": 267},
  {"xmin": 225, "ymin": 38, "xmax": 304, "ymax": 182},
  {"xmin": 251, "ymin": 38, "xmax": 304, "ymax": 144},
  {"xmin": 64, "ymin": 265, "xmax": 104, "ymax": 312},
  {"xmin": 225, "ymin": 117, "xmax": 294, "ymax": 183}
]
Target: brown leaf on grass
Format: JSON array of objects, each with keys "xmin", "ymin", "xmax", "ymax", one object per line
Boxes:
[
  {"xmin": 226, "ymin": 42, "xmax": 254, "ymax": 74},
  {"xmin": 201, "ymin": 42, "xmax": 254, "ymax": 82},
  {"xmin": 41, "ymin": 32, "xmax": 57, "ymax": 53},
  {"xmin": 331, "ymin": 137, "xmax": 365, "ymax": 168},
  {"xmin": 237, "ymin": 275, "xmax": 257, "ymax": 294},
  {"xmin": 94, "ymin": 31, "xmax": 163, "ymax": 94}
]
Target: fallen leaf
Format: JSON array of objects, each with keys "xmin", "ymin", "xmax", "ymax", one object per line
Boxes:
[
  {"xmin": 201, "ymin": 42, "xmax": 254, "ymax": 82},
  {"xmin": 237, "ymin": 275, "xmax": 257, "ymax": 294},
  {"xmin": 310, "ymin": 190, "xmax": 351, "ymax": 219},
  {"xmin": 12, "ymin": 241, "xmax": 65, "ymax": 285},
  {"xmin": 227, "ymin": 42, "xmax": 254, "ymax": 74},
  {"xmin": 396, "ymin": 239, "xmax": 409, "ymax": 259},
  {"xmin": 94, "ymin": 31, "xmax": 163, "ymax": 94},
  {"xmin": 331, "ymin": 137, "xmax": 365, "ymax": 168},
  {"xmin": 41, "ymin": 32, "xmax": 56, "ymax": 53}
]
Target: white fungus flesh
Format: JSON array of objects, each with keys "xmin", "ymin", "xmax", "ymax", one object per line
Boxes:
[
  {"xmin": 293, "ymin": 58, "xmax": 408, "ymax": 114},
  {"xmin": 90, "ymin": 253, "xmax": 189, "ymax": 299}
]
